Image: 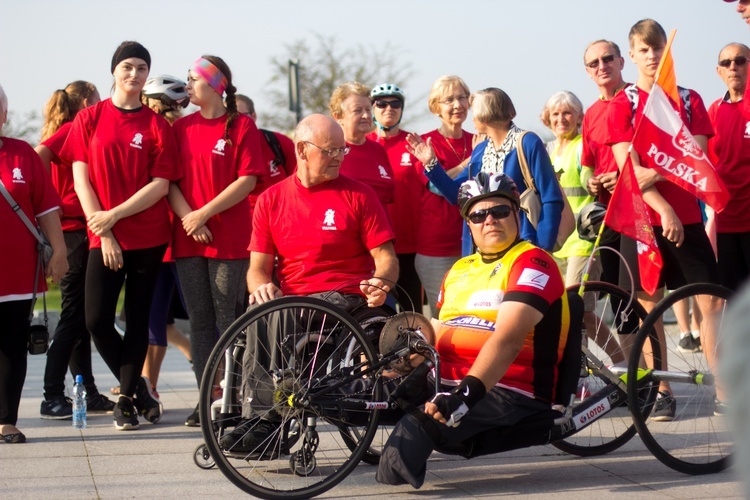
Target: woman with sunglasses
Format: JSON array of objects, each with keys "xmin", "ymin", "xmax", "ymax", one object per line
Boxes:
[
  {"xmin": 329, "ymin": 82, "xmax": 394, "ymax": 213},
  {"xmin": 169, "ymin": 55, "xmax": 265, "ymax": 426},
  {"xmin": 62, "ymin": 41, "xmax": 180, "ymax": 431},
  {"xmin": 366, "ymin": 83, "xmax": 423, "ymax": 313},
  {"xmin": 410, "ymin": 87, "xmax": 563, "ymax": 256}
]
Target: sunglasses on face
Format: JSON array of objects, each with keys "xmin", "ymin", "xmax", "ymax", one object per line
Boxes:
[
  {"xmin": 585, "ymin": 54, "xmax": 616, "ymax": 69},
  {"xmin": 373, "ymin": 99, "xmax": 403, "ymax": 109},
  {"xmin": 719, "ymin": 56, "xmax": 748, "ymax": 68},
  {"xmin": 467, "ymin": 205, "xmax": 513, "ymax": 224}
]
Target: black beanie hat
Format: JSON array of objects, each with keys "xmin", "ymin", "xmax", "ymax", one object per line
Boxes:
[{"xmin": 111, "ymin": 41, "xmax": 151, "ymax": 74}]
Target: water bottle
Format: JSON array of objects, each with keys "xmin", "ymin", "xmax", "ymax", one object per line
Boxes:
[{"xmin": 72, "ymin": 375, "xmax": 87, "ymax": 429}]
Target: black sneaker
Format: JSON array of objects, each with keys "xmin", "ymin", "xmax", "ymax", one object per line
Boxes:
[
  {"xmin": 40, "ymin": 396, "xmax": 73, "ymax": 420},
  {"xmin": 113, "ymin": 397, "xmax": 139, "ymax": 430},
  {"xmin": 133, "ymin": 376, "xmax": 163, "ymax": 423},
  {"xmin": 185, "ymin": 404, "xmax": 200, "ymax": 427},
  {"xmin": 87, "ymin": 393, "xmax": 116, "ymax": 414},
  {"xmin": 652, "ymin": 390, "xmax": 676, "ymax": 421},
  {"xmin": 678, "ymin": 335, "xmax": 702, "ymax": 353},
  {"xmin": 219, "ymin": 418, "xmax": 282, "ymax": 454}
]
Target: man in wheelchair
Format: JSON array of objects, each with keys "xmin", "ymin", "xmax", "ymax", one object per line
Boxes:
[
  {"xmin": 377, "ymin": 172, "xmax": 571, "ymax": 488},
  {"xmin": 219, "ymin": 114, "xmax": 399, "ymax": 453}
]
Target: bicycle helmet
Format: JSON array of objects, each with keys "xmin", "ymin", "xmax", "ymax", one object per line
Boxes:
[
  {"xmin": 370, "ymin": 83, "xmax": 405, "ymax": 132},
  {"xmin": 577, "ymin": 201, "xmax": 618, "ymax": 244},
  {"xmin": 458, "ymin": 172, "xmax": 520, "ymax": 218},
  {"xmin": 142, "ymin": 75, "xmax": 189, "ymax": 108}
]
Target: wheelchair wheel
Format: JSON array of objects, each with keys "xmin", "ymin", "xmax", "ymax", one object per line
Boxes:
[
  {"xmin": 554, "ymin": 281, "xmax": 658, "ymax": 456},
  {"xmin": 199, "ymin": 296, "xmax": 382, "ymax": 500},
  {"xmin": 628, "ymin": 283, "xmax": 733, "ymax": 475},
  {"xmin": 193, "ymin": 443, "xmax": 215, "ymax": 469}
]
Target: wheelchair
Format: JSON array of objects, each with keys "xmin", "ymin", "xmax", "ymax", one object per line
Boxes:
[{"xmin": 195, "ymin": 283, "xmax": 732, "ymax": 500}]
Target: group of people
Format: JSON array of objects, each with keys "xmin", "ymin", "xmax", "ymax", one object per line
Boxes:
[{"xmin": 0, "ymin": 14, "xmax": 746, "ymax": 492}]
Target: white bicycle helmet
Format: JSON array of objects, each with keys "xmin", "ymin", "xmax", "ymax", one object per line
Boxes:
[
  {"xmin": 143, "ymin": 75, "xmax": 189, "ymax": 108},
  {"xmin": 458, "ymin": 172, "xmax": 521, "ymax": 218},
  {"xmin": 370, "ymin": 83, "xmax": 405, "ymax": 132}
]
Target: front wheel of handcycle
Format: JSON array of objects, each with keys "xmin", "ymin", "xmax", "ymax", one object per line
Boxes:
[
  {"xmin": 627, "ymin": 282, "xmax": 734, "ymax": 475},
  {"xmin": 553, "ymin": 281, "xmax": 659, "ymax": 456},
  {"xmin": 199, "ymin": 296, "xmax": 383, "ymax": 500}
]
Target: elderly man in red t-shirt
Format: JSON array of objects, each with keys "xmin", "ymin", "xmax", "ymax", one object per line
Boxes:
[{"xmin": 219, "ymin": 113, "xmax": 398, "ymax": 453}]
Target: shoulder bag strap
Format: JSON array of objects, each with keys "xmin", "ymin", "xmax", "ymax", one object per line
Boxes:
[{"xmin": 515, "ymin": 131, "xmax": 538, "ymax": 193}]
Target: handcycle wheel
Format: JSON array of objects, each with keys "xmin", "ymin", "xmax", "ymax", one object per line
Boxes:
[
  {"xmin": 199, "ymin": 296, "xmax": 382, "ymax": 500},
  {"xmin": 553, "ymin": 281, "xmax": 658, "ymax": 456},
  {"xmin": 627, "ymin": 283, "xmax": 733, "ymax": 475},
  {"xmin": 193, "ymin": 443, "xmax": 215, "ymax": 469}
]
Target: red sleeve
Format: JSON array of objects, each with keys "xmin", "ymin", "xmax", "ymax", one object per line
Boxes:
[
  {"xmin": 60, "ymin": 108, "xmax": 93, "ymax": 165},
  {"xmin": 41, "ymin": 122, "xmax": 73, "ymax": 162},
  {"xmin": 148, "ymin": 115, "xmax": 181, "ymax": 181},
  {"xmin": 237, "ymin": 117, "xmax": 266, "ymax": 178},
  {"xmin": 504, "ymin": 249, "xmax": 564, "ymax": 313},
  {"xmin": 606, "ymin": 92, "xmax": 634, "ymax": 145},
  {"xmin": 688, "ymin": 90, "xmax": 714, "ymax": 138},
  {"xmin": 28, "ymin": 146, "xmax": 62, "ymax": 216},
  {"xmin": 249, "ymin": 187, "xmax": 276, "ymax": 254}
]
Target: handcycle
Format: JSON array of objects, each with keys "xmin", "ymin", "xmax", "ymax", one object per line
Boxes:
[{"xmin": 194, "ymin": 282, "xmax": 730, "ymax": 499}]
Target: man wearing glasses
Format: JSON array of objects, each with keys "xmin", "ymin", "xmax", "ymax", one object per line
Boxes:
[
  {"xmin": 708, "ymin": 43, "xmax": 750, "ymax": 291},
  {"xmin": 219, "ymin": 114, "xmax": 398, "ymax": 453}
]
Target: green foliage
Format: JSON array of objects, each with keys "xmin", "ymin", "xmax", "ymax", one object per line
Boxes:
[{"xmin": 3, "ymin": 110, "xmax": 41, "ymax": 145}]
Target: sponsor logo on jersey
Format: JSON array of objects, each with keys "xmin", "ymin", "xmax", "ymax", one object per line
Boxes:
[
  {"xmin": 517, "ymin": 268, "xmax": 550, "ymax": 290},
  {"xmin": 130, "ymin": 133, "xmax": 144, "ymax": 150},
  {"xmin": 322, "ymin": 209, "xmax": 337, "ymax": 230},
  {"xmin": 530, "ymin": 257, "xmax": 550, "ymax": 269},
  {"xmin": 378, "ymin": 165, "xmax": 392, "ymax": 180},
  {"xmin": 444, "ymin": 316, "xmax": 496, "ymax": 331},
  {"xmin": 400, "ymin": 153, "xmax": 412, "ymax": 166},
  {"xmin": 489, "ymin": 262, "xmax": 503, "ymax": 278},
  {"xmin": 467, "ymin": 290, "xmax": 503, "ymax": 310},
  {"xmin": 213, "ymin": 139, "xmax": 227, "ymax": 156},
  {"xmin": 12, "ymin": 167, "xmax": 25, "ymax": 184}
]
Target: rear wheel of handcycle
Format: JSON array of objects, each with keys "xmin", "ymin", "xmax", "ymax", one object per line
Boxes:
[
  {"xmin": 199, "ymin": 296, "xmax": 382, "ymax": 500},
  {"xmin": 627, "ymin": 283, "xmax": 734, "ymax": 475},
  {"xmin": 553, "ymin": 281, "xmax": 659, "ymax": 456}
]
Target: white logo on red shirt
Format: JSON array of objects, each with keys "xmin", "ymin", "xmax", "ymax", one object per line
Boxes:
[
  {"xmin": 130, "ymin": 133, "xmax": 143, "ymax": 149},
  {"xmin": 12, "ymin": 167, "xmax": 24, "ymax": 183},
  {"xmin": 400, "ymin": 153, "xmax": 412, "ymax": 166},
  {"xmin": 269, "ymin": 161, "xmax": 281, "ymax": 176},
  {"xmin": 516, "ymin": 268, "xmax": 550, "ymax": 290},
  {"xmin": 322, "ymin": 209, "xmax": 337, "ymax": 230},
  {"xmin": 378, "ymin": 165, "xmax": 391, "ymax": 179},
  {"xmin": 213, "ymin": 139, "xmax": 227, "ymax": 156},
  {"xmin": 744, "ymin": 122, "xmax": 750, "ymax": 139}
]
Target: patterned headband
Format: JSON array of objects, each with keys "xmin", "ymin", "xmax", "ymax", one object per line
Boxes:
[{"xmin": 191, "ymin": 58, "xmax": 228, "ymax": 96}]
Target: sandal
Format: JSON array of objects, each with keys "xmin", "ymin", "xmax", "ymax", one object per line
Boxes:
[{"xmin": 1, "ymin": 425, "xmax": 26, "ymax": 444}]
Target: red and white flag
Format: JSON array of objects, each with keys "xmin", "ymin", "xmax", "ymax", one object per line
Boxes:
[
  {"xmin": 631, "ymin": 30, "xmax": 729, "ymax": 213},
  {"xmin": 604, "ymin": 157, "xmax": 663, "ymax": 296}
]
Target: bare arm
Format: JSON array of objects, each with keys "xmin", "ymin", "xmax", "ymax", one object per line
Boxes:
[
  {"xmin": 168, "ymin": 183, "xmax": 213, "ymax": 244},
  {"xmin": 37, "ymin": 209, "xmax": 68, "ymax": 283},
  {"xmin": 247, "ymin": 251, "xmax": 282, "ymax": 305},
  {"xmin": 181, "ymin": 176, "xmax": 258, "ymax": 236},
  {"xmin": 359, "ymin": 241, "xmax": 399, "ymax": 307},
  {"xmin": 34, "ymin": 145, "xmax": 54, "ymax": 175},
  {"xmin": 86, "ymin": 177, "xmax": 170, "ymax": 236}
]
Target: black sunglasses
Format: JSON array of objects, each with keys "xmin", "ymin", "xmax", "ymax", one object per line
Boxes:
[
  {"xmin": 467, "ymin": 205, "xmax": 513, "ymax": 224},
  {"xmin": 373, "ymin": 99, "xmax": 403, "ymax": 109},
  {"xmin": 719, "ymin": 56, "xmax": 748, "ymax": 68},
  {"xmin": 585, "ymin": 54, "xmax": 616, "ymax": 69}
]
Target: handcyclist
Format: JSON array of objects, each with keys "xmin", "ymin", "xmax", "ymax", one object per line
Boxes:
[
  {"xmin": 218, "ymin": 114, "xmax": 398, "ymax": 453},
  {"xmin": 376, "ymin": 172, "xmax": 569, "ymax": 489}
]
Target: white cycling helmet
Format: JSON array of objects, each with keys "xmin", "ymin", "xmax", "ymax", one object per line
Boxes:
[
  {"xmin": 143, "ymin": 75, "xmax": 189, "ymax": 108},
  {"xmin": 458, "ymin": 172, "xmax": 521, "ymax": 218}
]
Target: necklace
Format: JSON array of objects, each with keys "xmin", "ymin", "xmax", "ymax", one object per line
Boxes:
[{"xmin": 441, "ymin": 131, "xmax": 467, "ymax": 165}]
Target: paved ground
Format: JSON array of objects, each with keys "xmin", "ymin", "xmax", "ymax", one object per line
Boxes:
[{"xmin": 0, "ymin": 331, "xmax": 745, "ymax": 499}]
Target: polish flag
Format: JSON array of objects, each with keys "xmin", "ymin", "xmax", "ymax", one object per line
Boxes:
[{"xmin": 631, "ymin": 30, "xmax": 729, "ymax": 213}]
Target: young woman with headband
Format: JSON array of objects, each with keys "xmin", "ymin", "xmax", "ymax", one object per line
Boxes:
[
  {"xmin": 61, "ymin": 41, "xmax": 181, "ymax": 431},
  {"xmin": 169, "ymin": 55, "xmax": 265, "ymax": 427}
]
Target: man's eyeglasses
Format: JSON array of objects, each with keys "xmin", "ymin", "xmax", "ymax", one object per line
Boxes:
[
  {"xmin": 719, "ymin": 56, "xmax": 748, "ymax": 68},
  {"xmin": 585, "ymin": 54, "xmax": 616, "ymax": 69},
  {"xmin": 304, "ymin": 141, "xmax": 350, "ymax": 158},
  {"xmin": 373, "ymin": 99, "xmax": 403, "ymax": 110},
  {"xmin": 440, "ymin": 95, "xmax": 469, "ymax": 106},
  {"xmin": 467, "ymin": 205, "xmax": 513, "ymax": 224}
]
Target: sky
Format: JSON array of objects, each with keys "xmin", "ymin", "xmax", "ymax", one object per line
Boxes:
[{"xmin": 1, "ymin": 0, "xmax": 748, "ymax": 142}]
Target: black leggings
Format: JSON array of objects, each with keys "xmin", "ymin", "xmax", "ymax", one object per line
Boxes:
[
  {"xmin": 0, "ymin": 300, "xmax": 32, "ymax": 426},
  {"xmin": 85, "ymin": 245, "xmax": 166, "ymax": 398}
]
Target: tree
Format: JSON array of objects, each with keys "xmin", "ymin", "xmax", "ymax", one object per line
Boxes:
[
  {"xmin": 263, "ymin": 33, "xmax": 417, "ymax": 132},
  {"xmin": 3, "ymin": 110, "xmax": 41, "ymax": 145}
]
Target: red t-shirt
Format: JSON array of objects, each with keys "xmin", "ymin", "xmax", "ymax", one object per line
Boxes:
[
  {"xmin": 172, "ymin": 112, "xmax": 265, "ymax": 259},
  {"xmin": 608, "ymin": 85, "xmax": 713, "ymax": 226},
  {"xmin": 42, "ymin": 122, "xmax": 85, "ymax": 232},
  {"xmin": 708, "ymin": 97, "xmax": 750, "ymax": 233},
  {"xmin": 248, "ymin": 130, "xmax": 297, "ymax": 216},
  {"xmin": 0, "ymin": 138, "xmax": 62, "ymax": 300},
  {"xmin": 581, "ymin": 97, "xmax": 621, "ymax": 205},
  {"xmin": 416, "ymin": 129, "xmax": 473, "ymax": 256},
  {"xmin": 339, "ymin": 139, "xmax": 395, "ymax": 211},
  {"xmin": 61, "ymin": 99, "xmax": 181, "ymax": 250},
  {"xmin": 367, "ymin": 130, "xmax": 421, "ymax": 254},
  {"xmin": 250, "ymin": 175, "xmax": 394, "ymax": 296}
]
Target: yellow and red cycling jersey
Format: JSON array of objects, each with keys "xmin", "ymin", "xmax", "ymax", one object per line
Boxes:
[{"xmin": 435, "ymin": 241, "xmax": 568, "ymax": 402}]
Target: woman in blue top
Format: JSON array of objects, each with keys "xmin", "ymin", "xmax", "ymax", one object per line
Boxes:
[{"xmin": 408, "ymin": 87, "xmax": 563, "ymax": 256}]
